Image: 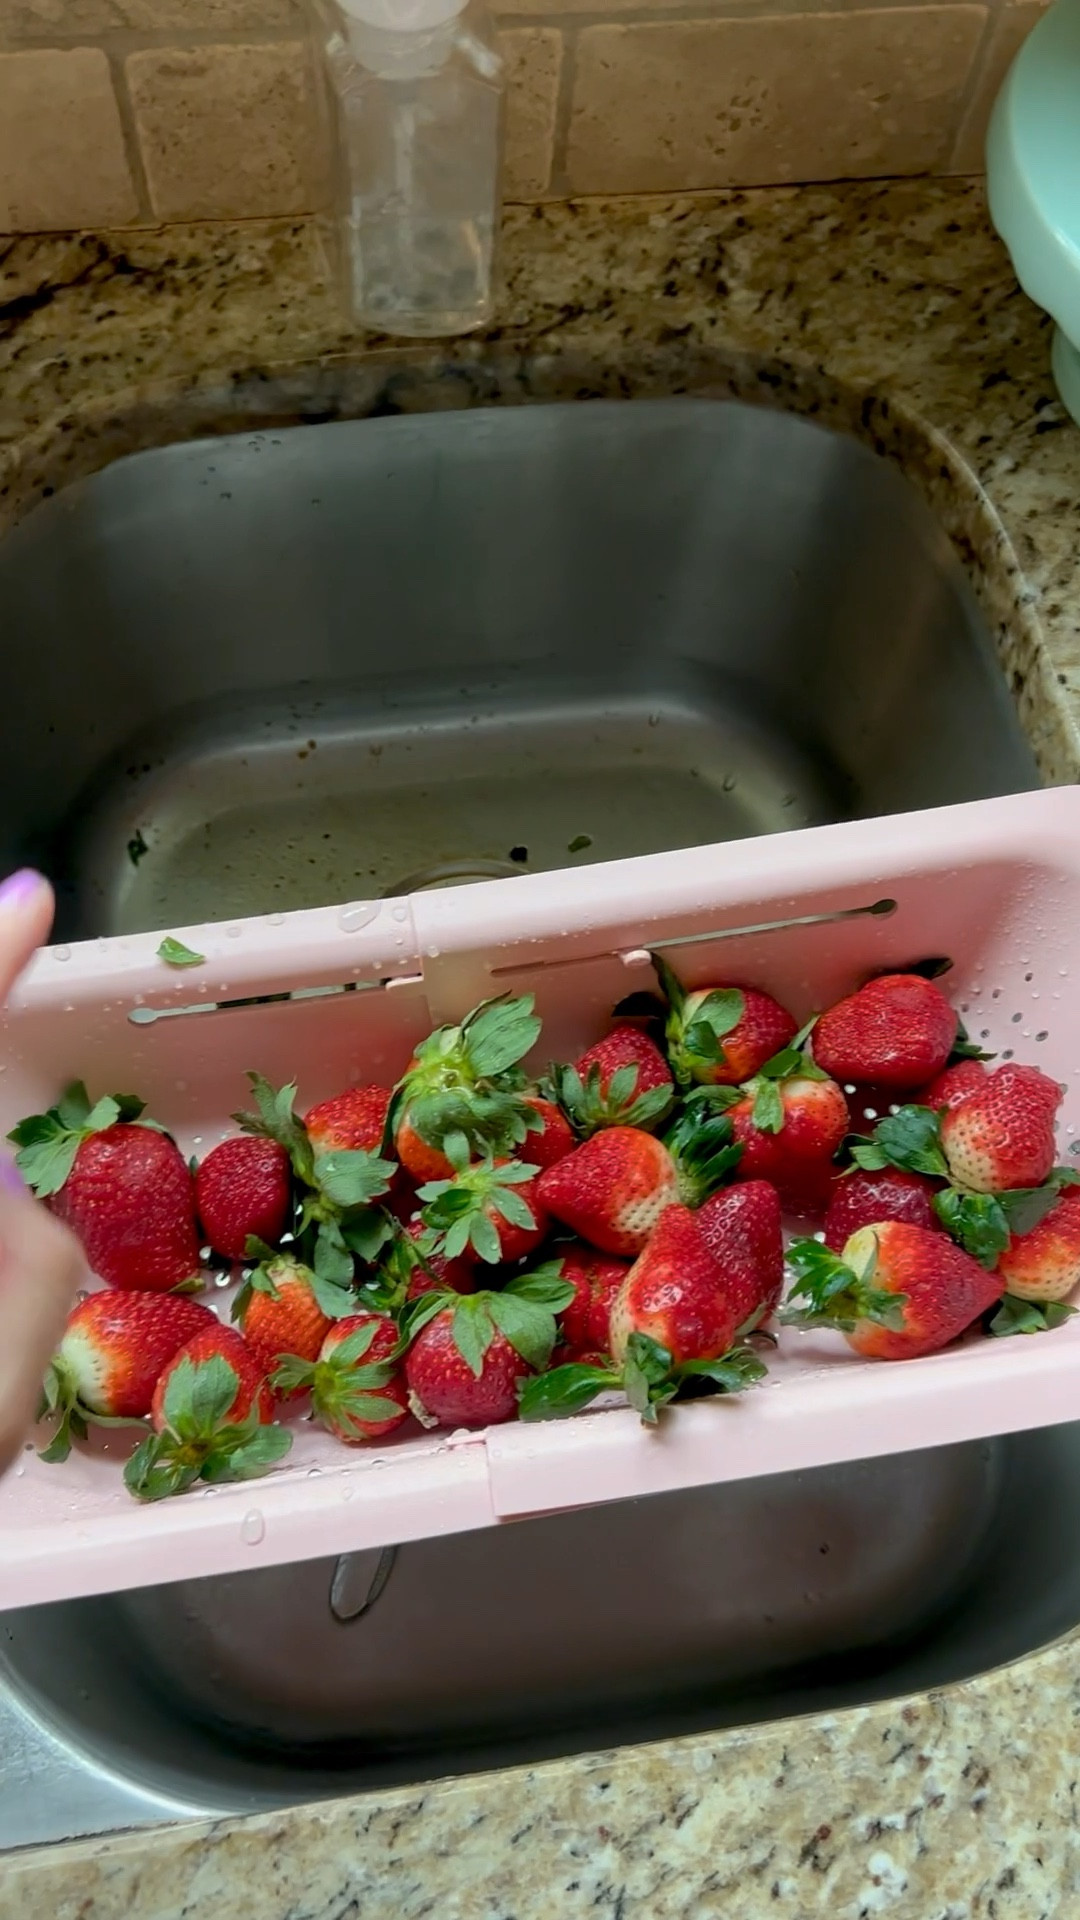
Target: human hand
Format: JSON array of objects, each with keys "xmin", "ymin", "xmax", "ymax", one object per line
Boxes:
[{"xmin": 0, "ymin": 872, "xmax": 83, "ymax": 1476}]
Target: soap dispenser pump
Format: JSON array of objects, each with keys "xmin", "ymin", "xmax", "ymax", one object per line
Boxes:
[{"xmin": 313, "ymin": 0, "xmax": 505, "ymax": 337}]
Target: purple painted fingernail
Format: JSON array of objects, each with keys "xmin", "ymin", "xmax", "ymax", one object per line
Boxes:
[
  {"xmin": 0, "ymin": 869, "xmax": 45, "ymax": 912},
  {"xmin": 0, "ymin": 1159, "xmax": 25, "ymax": 1198}
]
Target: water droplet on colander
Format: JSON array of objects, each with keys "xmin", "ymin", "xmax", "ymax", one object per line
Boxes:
[
  {"xmin": 226, "ymin": 924, "xmax": 242, "ymax": 939},
  {"xmin": 75, "ymin": 1288, "xmax": 89, "ymax": 1304},
  {"xmin": 307, "ymin": 1465, "xmax": 322, "ymax": 1478},
  {"xmin": 338, "ymin": 902, "xmax": 379, "ymax": 933},
  {"xmin": 427, "ymin": 946, "xmax": 441, "ymax": 959},
  {"xmin": 54, "ymin": 946, "xmax": 71, "ymax": 962},
  {"xmin": 391, "ymin": 903, "xmax": 409, "ymax": 923},
  {"xmin": 241, "ymin": 1509, "xmax": 265, "ymax": 1545},
  {"xmin": 213, "ymin": 1273, "xmax": 231, "ymax": 1290},
  {"xmin": 268, "ymin": 912, "xmax": 285, "ymax": 927}
]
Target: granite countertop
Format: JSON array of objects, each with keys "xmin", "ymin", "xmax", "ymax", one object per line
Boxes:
[{"xmin": 2, "ymin": 176, "xmax": 1080, "ymax": 1917}]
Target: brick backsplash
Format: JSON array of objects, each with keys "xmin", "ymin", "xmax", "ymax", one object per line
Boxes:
[{"xmin": 0, "ymin": 0, "xmax": 1049, "ymax": 229}]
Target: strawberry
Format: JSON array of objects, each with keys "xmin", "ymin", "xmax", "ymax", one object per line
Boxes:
[
  {"xmin": 522, "ymin": 1214, "xmax": 766, "ymax": 1425},
  {"xmin": 548, "ymin": 1028, "xmax": 674, "ymax": 1136},
  {"xmin": 38, "ymin": 1290, "xmax": 215, "ymax": 1462},
  {"xmin": 652, "ymin": 953, "xmax": 797, "ymax": 1087},
  {"xmin": 125, "ymin": 1323, "xmax": 291, "ymax": 1500},
  {"xmin": 236, "ymin": 1073, "xmax": 398, "ymax": 1281},
  {"xmin": 404, "ymin": 1266, "xmax": 574, "ymax": 1427},
  {"xmin": 783, "ymin": 1221, "xmax": 1003, "ymax": 1359},
  {"xmin": 696, "ymin": 1180, "xmax": 784, "ymax": 1329},
  {"xmin": 419, "ymin": 1153, "xmax": 547, "ymax": 1265},
  {"xmin": 232, "ymin": 1251, "xmax": 350, "ymax": 1384},
  {"xmin": 556, "ymin": 1244, "xmax": 629, "ymax": 1354},
  {"xmin": 10, "ymin": 1081, "xmax": 202, "ymax": 1292},
  {"xmin": 823, "ymin": 1167, "xmax": 942, "ymax": 1253},
  {"xmin": 996, "ymin": 1187, "xmax": 1080, "ymax": 1305},
  {"xmin": 520, "ymin": 1096, "xmax": 576, "ymax": 1170},
  {"xmin": 195, "ymin": 1135, "xmax": 291, "ymax": 1263},
  {"xmin": 811, "ymin": 974, "xmax": 957, "ymax": 1091},
  {"xmin": 729, "ymin": 1074, "xmax": 849, "ymax": 1216},
  {"xmin": 304, "ymin": 1085, "xmax": 392, "ymax": 1156},
  {"xmin": 609, "ymin": 1205, "xmax": 739, "ymax": 1366},
  {"xmin": 272, "ymin": 1312, "xmax": 407, "ymax": 1443},
  {"xmin": 918, "ymin": 1059, "xmax": 988, "ymax": 1112},
  {"xmin": 536, "ymin": 1108, "xmax": 741, "ymax": 1256},
  {"xmin": 391, "ymin": 993, "xmax": 543, "ymax": 1181},
  {"xmin": 939, "ymin": 1063, "xmax": 1063, "ymax": 1193}
]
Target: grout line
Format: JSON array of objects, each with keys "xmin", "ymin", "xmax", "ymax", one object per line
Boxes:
[
  {"xmin": 547, "ymin": 23, "xmax": 579, "ymax": 197},
  {"xmin": 105, "ymin": 45, "xmax": 154, "ymax": 223}
]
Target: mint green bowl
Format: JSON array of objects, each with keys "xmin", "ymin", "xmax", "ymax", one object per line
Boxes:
[{"xmin": 987, "ymin": 0, "xmax": 1080, "ymax": 424}]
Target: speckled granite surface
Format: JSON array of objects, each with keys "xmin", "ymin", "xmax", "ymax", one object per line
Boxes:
[{"xmin": 2, "ymin": 175, "xmax": 1080, "ymax": 1918}]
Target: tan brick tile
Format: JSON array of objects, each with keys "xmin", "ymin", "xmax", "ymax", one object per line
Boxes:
[
  {"xmin": 0, "ymin": 46, "xmax": 137, "ymax": 228},
  {"xmin": 501, "ymin": 25, "xmax": 561, "ymax": 200},
  {"xmin": 127, "ymin": 40, "xmax": 315, "ymax": 220}
]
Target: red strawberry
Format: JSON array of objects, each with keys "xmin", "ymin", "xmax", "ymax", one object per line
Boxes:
[
  {"xmin": 997, "ymin": 1187, "xmax": 1080, "ymax": 1303},
  {"xmin": 393, "ymin": 993, "xmax": 543, "ymax": 1179},
  {"xmin": 812, "ymin": 974, "xmax": 957, "ymax": 1091},
  {"xmin": 272, "ymin": 1312, "xmax": 408, "ymax": 1442},
  {"xmin": 696, "ymin": 1180, "xmax": 784, "ymax": 1328},
  {"xmin": 521, "ymin": 1096, "xmax": 576, "ymax": 1169},
  {"xmin": 304, "ymin": 1085, "xmax": 392, "ymax": 1156},
  {"xmin": 823, "ymin": 1167, "xmax": 942, "ymax": 1253},
  {"xmin": 537, "ymin": 1108, "xmax": 739, "ymax": 1256},
  {"xmin": 232, "ymin": 1252, "xmax": 344, "ymax": 1385},
  {"xmin": 919, "ymin": 1059, "xmax": 988, "ymax": 1111},
  {"xmin": 610, "ymin": 1206, "xmax": 739, "ymax": 1366},
  {"xmin": 653, "ymin": 954, "xmax": 797, "ymax": 1087},
  {"xmin": 784, "ymin": 1221, "xmax": 1003, "ymax": 1359},
  {"xmin": 11, "ymin": 1082, "xmax": 202, "ymax": 1292},
  {"xmin": 557, "ymin": 1244, "xmax": 629, "ymax": 1354},
  {"xmin": 195, "ymin": 1135, "xmax": 291, "ymax": 1263},
  {"xmin": 39, "ymin": 1290, "xmax": 215, "ymax": 1462},
  {"xmin": 125, "ymin": 1322, "xmax": 291, "ymax": 1501},
  {"xmin": 730, "ymin": 1075, "xmax": 849, "ymax": 1216},
  {"xmin": 403, "ymin": 1267, "xmax": 573, "ymax": 1427},
  {"xmin": 939, "ymin": 1063, "xmax": 1063, "ymax": 1193},
  {"xmin": 549, "ymin": 1028, "xmax": 674, "ymax": 1135},
  {"xmin": 406, "ymin": 1311, "xmax": 529, "ymax": 1428},
  {"xmin": 419, "ymin": 1156, "xmax": 547, "ymax": 1265}
]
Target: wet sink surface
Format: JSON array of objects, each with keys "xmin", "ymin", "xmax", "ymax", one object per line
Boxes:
[{"xmin": 0, "ymin": 396, "xmax": 1058, "ymax": 1852}]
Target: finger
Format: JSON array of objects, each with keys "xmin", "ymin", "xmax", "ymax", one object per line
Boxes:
[
  {"xmin": 0, "ymin": 870, "xmax": 55, "ymax": 1003},
  {"xmin": 0, "ymin": 1172, "xmax": 83, "ymax": 1477}
]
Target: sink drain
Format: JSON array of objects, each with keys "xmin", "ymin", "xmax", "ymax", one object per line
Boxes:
[{"xmin": 378, "ymin": 858, "xmax": 529, "ymax": 895}]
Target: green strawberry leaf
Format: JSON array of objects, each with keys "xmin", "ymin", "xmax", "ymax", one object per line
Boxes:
[
  {"xmin": 782, "ymin": 1236, "xmax": 909, "ymax": 1333},
  {"xmin": 157, "ymin": 937, "xmax": 205, "ymax": 968},
  {"xmin": 517, "ymin": 1363, "xmax": 619, "ymax": 1420},
  {"xmin": 487, "ymin": 1291, "xmax": 559, "ymax": 1371},
  {"xmin": 123, "ymin": 1434, "xmax": 202, "ymax": 1503},
  {"xmin": 271, "ymin": 1352, "xmax": 316, "ymax": 1394},
  {"xmin": 933, "ymin": 1189, "xmax": 1010, "ymax": 1268},
  {"xmin": 161, "ymin": 1353, "xmax": 239, "ymax": 1440},
  {"xmin": 308, "ymin": 1267, "xmax": 358, "ymax": 1320},
  {"xmin": 399, "ymin": 1289, "xmax": 451, "ymax": 1345},
  {"xmin": 235, "ymin": 1072, "xmax": 314, "ymax": 1186},
  {"xmin": 450, "ymin": 1297, "xmax": 496, "ymax": 1377},
  {"xmin": 56, "ymin": 1081, "xmax": 93, "ymax": 1129},
  {"xmin": 201, "ymin": 1423, "xmax": 293, "ymax": 1482},
  {"xmin": 462, "ymin": 994, "xmax": 542, "ymax": 1079},
  {"xmin": 747, "ymin": 1075, "xmax": 784, "ymax": 1134},
  {"xmin": 489, "ymin": 1183, "xmax": 540, "ymax": 1232},
  {"xmin": 313, "ymin": 1220, "xmax": 356, "ymax": 1286},
  {"xmin": 853, "ymin": 1105, "xmax": 949, "ymax": 1181},
  {"xmin": 503, "ymin": 1262, "xmax": 574, "ymax": 1310},
  {"xmin": 949, "ymin": 1018, "xmax": 995, "ymax": 1064},
  {"xmin": 676, "ymin": 1345, "xmax": 768, "ymax": 1392},
  {"xmin": 12, "ymin": 1129, "xmax": 82, "ymax": 1197},
  {"xmin": 341, "ymin": 1209, "xmax": 396, "ymax": 1264},
  {"xmin": 988, "ymin": 1293, "xmax": 1078, "ymax": 1337},
  {"xmin": 649, "ymin": 951, "xmax": 686, "ymax": 1018},
  {"xmin": 998, "ymin": 1170, "xmax": 1080, "ymax": 1237},
  {"xmin": 465, "ymin": 1211, "xmax": 502, "ymax": 1264},
  {"xmin": 313, "ymin": 1148, "xmax": 395, "ymax": 1211}
]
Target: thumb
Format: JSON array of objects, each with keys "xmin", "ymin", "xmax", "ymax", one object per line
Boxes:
[
  {"xmin": 0, "ymin": 870, "xmax": 55, "ymax": 1000},
  {"xmin": 0, "ymin": 1173, "xmax": 83, "ymax": 1476}
]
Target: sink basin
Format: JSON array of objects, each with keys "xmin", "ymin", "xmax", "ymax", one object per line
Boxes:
[{"xmin": 0, "ymin": 395, "xmax": 1054, "ymax": 1852}]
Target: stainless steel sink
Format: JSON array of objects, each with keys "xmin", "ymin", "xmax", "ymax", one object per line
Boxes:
[{"xmin": 0, "ymin": 395, "xmax": 1055, "ymax": 1853}]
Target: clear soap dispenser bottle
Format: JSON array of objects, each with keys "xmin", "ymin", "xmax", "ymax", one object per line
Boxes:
[{"xmin": 313, "ymin": 0, "xmax": 505, "ymax": 337}]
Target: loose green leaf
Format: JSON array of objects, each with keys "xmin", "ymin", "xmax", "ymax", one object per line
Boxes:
[
  {"xmin": 157, "ymin": 937, "xmax": 205, "ymax": 968},
  {"xmin": 567, "ymin": 834, "xmax": 593, "ymax": 854}
]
